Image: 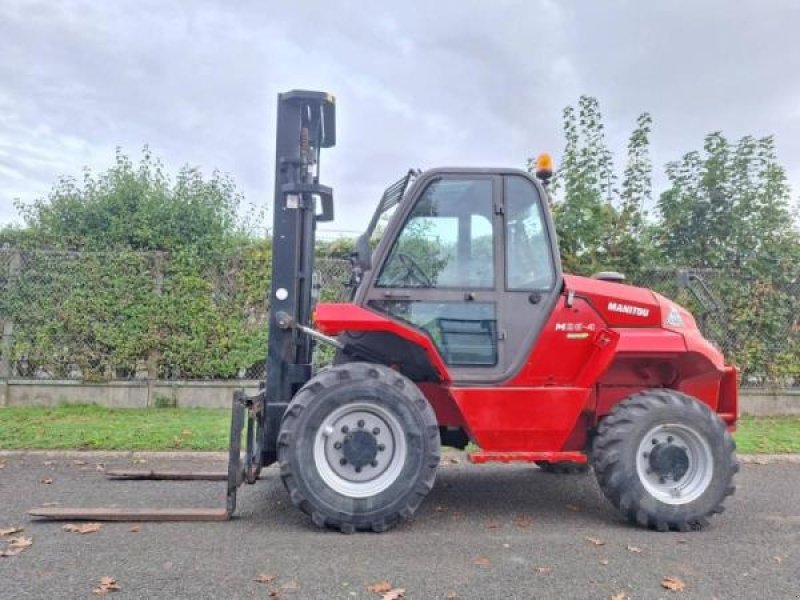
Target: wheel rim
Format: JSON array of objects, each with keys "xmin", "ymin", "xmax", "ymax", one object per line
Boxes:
[
  {"xmin": 313, "ymin": 402, "xmax": 408, "ymax": 498},
  {"xmin": 635, "ymin": 423, "xmax": 713, "ymax": 505}
]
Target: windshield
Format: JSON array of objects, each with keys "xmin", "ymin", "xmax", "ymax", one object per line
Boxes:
[
  {"xmin": 352, "ymin": 170, "xmax": 419, "ymax": 273},
  {"xmin": 363, "ymin": 170, "xmax": 419, "ymax": 244}
]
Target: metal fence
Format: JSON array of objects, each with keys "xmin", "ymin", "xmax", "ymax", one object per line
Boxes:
[
  {"xmin": 0, "ymin": 247, "xmax": 352, "ymax": 382},
  {"xmin": 1, "ymin": 248, "xmax": 798, "ymax": 387}
]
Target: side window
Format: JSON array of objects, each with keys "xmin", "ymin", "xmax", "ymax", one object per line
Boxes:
[
  {"xmin": 505, "ymin": 176, "xmax": 555, "ymax": 290},
  {"xmin": 376, "ymin": 179, "xmax": 494, "ymax": 288},
  {"xmin": 368, "ymin": 300, "xmax": 498, "ymax": 367}
]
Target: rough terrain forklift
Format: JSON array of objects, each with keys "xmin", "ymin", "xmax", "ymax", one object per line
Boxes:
[{"xmin": 31, "ymin": 90, "xmax": 738, "ymax": 533}]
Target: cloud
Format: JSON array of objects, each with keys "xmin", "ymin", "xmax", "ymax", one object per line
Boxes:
[{"xmin": 1, "ymin": 0, "xmax": 798, "ymax": 230}]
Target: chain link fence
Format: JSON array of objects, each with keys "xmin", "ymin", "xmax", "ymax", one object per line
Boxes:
[
  {"xmin": 1, "ymin": 247, "xmax": 798, "ymax": 387},
  {"xmin": 0, "ymin": 247, "xmax": 351, "ymax": 382},
  {"xmin": 631, "ymin": 269, "xmax": 800, "ymax": 388}
]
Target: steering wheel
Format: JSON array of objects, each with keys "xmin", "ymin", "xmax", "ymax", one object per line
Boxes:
[{"xmin": 385, "ymin": 252, "xmax": 433, "ymax": 287}]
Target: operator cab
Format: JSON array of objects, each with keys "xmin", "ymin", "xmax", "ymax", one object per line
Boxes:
[{"xmin": 351, "ymin": 168, "xmax": 562, "ymax": 383}]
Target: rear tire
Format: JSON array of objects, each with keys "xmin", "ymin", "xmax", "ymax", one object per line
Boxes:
[
  {"xmin": 278, "ymin": 362, "xmax": 440, "ymax": 533},
  {"xmin": 592, "ymin": 389, "xmax": 738, "ymax": 531},
  {"xmin": 535, "ymin": 461, "xmax": 589, "ymax": 475}
]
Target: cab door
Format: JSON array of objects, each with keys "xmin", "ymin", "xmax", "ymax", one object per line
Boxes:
[
  {"xmin": 362, "ymin": 171, "xmax": 560, "ymax": 384},
  {"xmin": 496, "ymin": 174, "xmax": 562, "ymax": 380}
]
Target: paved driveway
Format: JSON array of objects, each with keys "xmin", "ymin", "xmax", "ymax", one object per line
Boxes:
[{"xmin": 0, "ymin": 453, "xmax": 797, "ymax": 599}]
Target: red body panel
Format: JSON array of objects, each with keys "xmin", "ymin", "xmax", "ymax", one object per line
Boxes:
[
  {"xmin": 450, "ymin": 387, "xmax": 589, "ymax": 451},
  {"xmin": 315, "ymin": 303, "xmax": 451, "ymax": 383},
  {"xmin": 563, "ymin": 274, "xmax": 661, "ymax": 328},
  {"xmin": 314, "ymin": 273, "xmax": 738, "ymax": 455}
]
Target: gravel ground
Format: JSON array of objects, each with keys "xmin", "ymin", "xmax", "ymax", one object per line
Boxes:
[{"xmin": 0, "ymin": 453, "xmax": 798, "ymax": 599}]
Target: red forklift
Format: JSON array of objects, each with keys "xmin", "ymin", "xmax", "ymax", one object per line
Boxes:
[{"xmin": 31, "ymin": 90, "xmax": 738, "ymax": 533}]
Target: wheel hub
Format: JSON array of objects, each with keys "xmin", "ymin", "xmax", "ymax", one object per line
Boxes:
[
  {"xmin": 342, "ymin": 430, "xmax": 379, "ymax": 469},
  {"xmin": 313, "ymin": 403, "xmax": 407, "ymax": 498},
  {"xmin": 635, "ymin": 423, "xmax": 714, "ymax": 505},
  {"xmin": 648, "ymin": 442, "xmax": 689, "ymax": 482}
]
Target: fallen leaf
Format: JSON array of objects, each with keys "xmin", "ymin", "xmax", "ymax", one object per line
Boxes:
[
  {"xmin": 128, "ymin": 526, "xmax": 141, "ymax": 533},
  {"xmin": 445, "ymin": 592, "xmax": 459, "ymax": 599},
  {"xmin": 92, "ymin": 576, "xmax": 121, "ymax": 595},
  {"xmin": 599, "ymin": 559, "xmax": 609, "ymax": 565},
  {"xmin": 0, "ymin": 527, "xmax": 24, "ymax": 537},
  {"xmin": 40, "ymin": 477, "xmax": 53, "ymax": 484},
  {"xmin": 43, "ymin": 460, "xmax": 55, "ymax": 466},
  {"xmin": 611, "ymin": 593, "xmax": 629, "ymax": 600},
  {"xmin": 676, "ymin": 538, "xmax": 689, "ymax": 544},
  {"xmin": 73, "ymin": 460, "xmax": 88, "ymax": 466},
  {"xmin": 63, "ymin": 523, "xmax": 102, "ymax": 534},
  {"xmin": 485, "ymin": 521, "xmax": 502, "ymax": 529},
  {"xmin": 280, "ymin": 580, "xmax": 299, "ymax": 592},
  {"xmin": 368, "ymin": 581, "xmax": 393, "ymax": 593},
  {"xmin": 585, "ymin": 536, "xmax": 606, "ymax": 546},
  {"xmin": 565, "ymin": 504, "xmax": 581, "ymax": 512},
  {"xmin": 255, "ymin": 574, "xmax": 277, "ymax": 584},
  {"xmin": 1, "ymin": 536, "xmax": 33, "ymax": 557},
  {"xmin": 473, "ymin": 556, "xmax": 491, "ymax": 567},
  {"xmin": 772, "ymin": 555, "xmax": 782, "ymax": 563},
  {"xmin": 269, "ymin": 592, "xmax": 280, "ymax": 599},
  {"xmin": 513, "ymin": 515, "xmax": 533, "ymax": 528},
  {"xmin": 661, "ymin": 575, "xmax": 686, "ymax": 591},
  {"xmin": 627, "ymin": 544, "xmax": 642, "ymax": 553},
  {"xmin": 382, "ymin": 589, "xmax": 405, "ymax": 600},
  {"xmin": 535, "ymin": 566, "xmax": 552, "ymax": 574},
  {"xmin": 132, "ymin": 458, "xmax": 147, "ymax": 464},
  {"xmin": 96, "ymin": 464, "xmax": 105, "ymax": 471}
]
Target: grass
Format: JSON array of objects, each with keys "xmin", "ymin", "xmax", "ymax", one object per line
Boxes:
[
  {"xmin": 0, "ymin": 404, "xmax": 231, "ymax": 451},
  {"xmin": 0, "ymin": 405, "xmax": 798, "ymax": 454},
  {"xmin": 733, "ymin": 415, "xmax": 800, "ymax": 454}
]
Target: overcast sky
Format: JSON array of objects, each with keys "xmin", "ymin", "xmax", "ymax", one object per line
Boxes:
[{"xmin": 1, "ymin": 0, "xmax": 799, "ymax": 234}]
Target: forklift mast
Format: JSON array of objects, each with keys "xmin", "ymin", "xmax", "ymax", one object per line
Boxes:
[{"xmin": 259, "ymin": 90, "xmax": 336, "ymax": 466}]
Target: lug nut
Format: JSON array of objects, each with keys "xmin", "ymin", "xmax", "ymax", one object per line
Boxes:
[
  {"xmin": 339, "ymin": 458, "xmax": 347, "ymax": 466},
  {"xmin": 372, "ymin": 427, "xmax": 380, "ymax": 436},
  {"xmin": 378, "ymin": 444, "xmax": 386, "ymax": 452},
  {"xmin": 341, "ymin": 425, "xmax": 349, "ymax": 433},
  {"xmin": 370, "ymin": 460, "xmax": 378, "ymax": 467},
  {"xmin": 651, "ymin": 438, "xmax": 658, "ymax": 445},
  {"xmin": 643, "ymin": 452, "xmax": 649, "ymax": 458},
  {"xmin": 334, "ymin": 441, "xmax": 342, "ymax": 450},
  {"xmin": 667, "ymin": 436, "xmax": 674, "ymax": 443},
  {"xmin": 355, "ymin": 466, "xmax": 362, "ymax": 473},
  {"xmin": 357, "ymin": 419, "xmax": 365, "ymax": 428}
]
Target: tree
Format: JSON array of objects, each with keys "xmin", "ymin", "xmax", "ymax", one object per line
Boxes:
[
  {"xmin": 656, "ymin": 132, "xmax": 800, "ymax": 384},
  {"xmin": 605, "ymin": 112, "xmax": 653, "ymax": 277},
  {"xmin": 541, "ymin": 96, "xmax": 651, "ymax": 277},
  {"xmin": 657, "ymin": 133, "xmax": 797, "ymax": 273},
  {"xmin": 12, "ymin": 146, "xmax": 247, "ymax": 259}
]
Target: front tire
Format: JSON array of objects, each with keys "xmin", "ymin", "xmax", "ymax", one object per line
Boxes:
[
  {"xmin": 278, "ymin": 362, "xmax": 440, "ymax": 533},
  {"xmin": 592, "ymin": 389, "xmax": 738, "ymax": 531}
]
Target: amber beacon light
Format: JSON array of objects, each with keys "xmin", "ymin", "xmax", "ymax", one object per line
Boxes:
[{"xmin": 534, "ymin": 153, "xmax": 554, "ymax": 185}]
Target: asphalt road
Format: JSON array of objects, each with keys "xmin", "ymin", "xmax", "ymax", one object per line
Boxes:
[{"xmin": 0, "ymin": 453, "xmax": 798, "ymax": 600}]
